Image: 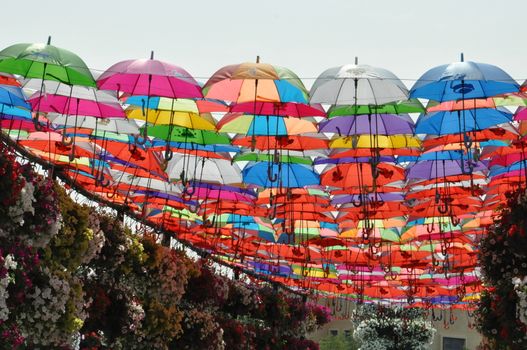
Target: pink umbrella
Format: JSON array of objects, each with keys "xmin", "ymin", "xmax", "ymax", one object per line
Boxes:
[
  {"xmin": 97, "ymin": 52, "xmax": 202, "ymax": 99},
  {"xmin": 97, "ymin": 52, "xmax": 203, "ymax": 144},
  {"xmin": 29, "ymin": 93, "xmax": 125, "ymax": 118}
]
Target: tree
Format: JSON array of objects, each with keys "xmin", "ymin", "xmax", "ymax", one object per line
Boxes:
[{"xmin": 351, "ymin": 304, "xmax": 435, "ymax": 350}]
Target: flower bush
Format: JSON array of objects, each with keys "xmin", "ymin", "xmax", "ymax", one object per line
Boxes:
[
  {"xmin": 351, "ymin": 304, "xmax": 435, "ymax": 350},
  {"xmin": 476, "ymin": 189, "xmax": 527, "ymax": 349},
  {"xmin": 0, "ymin": 143, "xmax": 330, "ymax": 350}
]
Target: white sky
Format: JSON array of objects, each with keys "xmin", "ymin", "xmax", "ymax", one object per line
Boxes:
[{"xmin": 3, "ymin": 0, "xmax": 526, "ymax": 89}]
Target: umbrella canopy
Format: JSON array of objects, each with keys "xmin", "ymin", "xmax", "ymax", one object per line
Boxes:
[
  {"xmin": 97, "ymin": 55, "xmax": 202, "ymax": 99},
  {"xmin": 410, "ymin": 59, "xmax": 519, "ymax": 101},
  {"xmin": 203, "ymin": 61, "xmax": 309, "ymax": 103},
  {"xmin": 242, "ymin": 162, "xmax": 319, "ymax": 188},
  {"xmin": 415, "ymin": 108, "xmax": 512, "ymax": 135},
  {"xmin": 320, "ymin": 114, "xmax": 414, "ymax": 135},
  {"xmin": 310, "ymin": 63, "xmax": 409, "ymax": 105},
  {"xmin": 217, "ymin": 113, "xmax": 317, "ymax": 135},
  {"xmin": 166, "ymin": 156, "xmax": 242, "ymax": 184},
  {"xmin": 0, "ymin": 39, "xmax": 96, "ymax": 87}
]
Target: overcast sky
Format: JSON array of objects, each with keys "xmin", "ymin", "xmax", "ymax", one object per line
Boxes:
[{"xmin": 3, "ymin": 0, "xmax": 526, "ymax": 88}]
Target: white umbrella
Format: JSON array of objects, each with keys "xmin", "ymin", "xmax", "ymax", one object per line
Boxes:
[
  {"xmin": 309, "ymin": 62, "xmax": 409, "ymax": 105},
  {"xmin": 166, "ymin": 156, "xmax": 242, "ymax": 185},
  {"xmin": 47, "ymin": 114, "xmax": 139, "ymax": 134}
]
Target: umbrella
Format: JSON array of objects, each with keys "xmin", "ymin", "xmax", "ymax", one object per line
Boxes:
[
  {"xmin": 217, "ymin": 113, "xmax": 317, "ymax": 135},
  {"xmin": 242, "ymin": 162, "xmax": 319, "ymax": 188},
  {"xmin": 203, "ymin": 60, "xmax": 309, "ymax": 103},
  {"xmin": 166, "ymin": 156, "xmax": 242, "ymax": 185},
  {"xmin": 97, "ymin": 52, "xmax": 202, "ymax": 142},
  {"xmin": 410, "ymin": 56, "xmax": 519, "ymax": 102},
  {"xmin": 320, "ymin": 113, "xmax": 414, "ymax": 135},
  {"xmin": 310, "ymin": 62, "xmax": 409, "ymax": 105},
  {"xmin": 415, "ymin": 108, "xmax": 512, "ymax": 135},
  {"xmin": 0, "ymin": 38, "xmax": 96, "ymax": 87}
]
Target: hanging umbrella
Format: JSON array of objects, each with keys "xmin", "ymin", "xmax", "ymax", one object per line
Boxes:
[
  {"xmin": 125, "ymin": 95, "xmax": 228, "ymax": 113},
  {"xmin": 97, "ymin": 53, "xmax": 202, "ymax": 142},
  {"xmin": 410, "ymin": 56, "xmax": 519, "ymax": 102},
  {"xmin": 203, "ymin": 60, "xmax": 309, "ymax": 103},
  {"xmin": 230, "ymin": 101, "xmax": 325, "ymax": 117},
  {"xmin": 320, "ymin": 113, "xmax": 414, "ymax": 135},
  {"xmin": 310, "ymin": 62, "xmax": 409, "ymax": 105},
  {"xmin": 242, "ymin": 162, "xmax": 319, "ymax": 188},
  {"xmin": 217, "ymin": 113, "xmax": 317, "ymax": 135},
  {"xmin": 97, "ymin": 54, "xmax": 202, "ymax": 99},
  {"xmin": 0, "ymin": 38, "xmax": 96, "ymax": 87},
  {"xmin": 126, "ymin": 108, "xmax": 216, "ymax": 130},
  {"xmin": 166, "ymin": 156, "xmax": 242, "ymax": 185},
  {"xmin": 25, "ymin": 80, "xmax": 124, "ymax": 118},
  {"xmin": 146, "ymin": 125, "xmax": 231, "ymax": 144},
  {"xmin": 415, "ymin": 108, "xmax": 512, "ymax": 135}
]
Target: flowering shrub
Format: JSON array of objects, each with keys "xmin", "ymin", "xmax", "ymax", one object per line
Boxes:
[
  {"xmin": 352, "ymin": 304, "xmax": 435, "ymax": 350},
  {"xmin": 476, "ymin": 189, "xmax": 527, "ymax": 349},
  {"xmin": 0, "ymin": 144, "xmax": 329, "ymax": 350}
]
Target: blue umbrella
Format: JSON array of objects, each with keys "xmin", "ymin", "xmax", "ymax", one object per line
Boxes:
[
  {"xmin": 415, "ymin": 108, "xmax": 512, "ymax": 135},
  {"xmin": 0, "ymin": 85, "xmax": 30, "ymax": 108},
  {"xmin": 410, "ymin": 58, "xmax": 519, "ymax": 102},
  {"xmin": 242, "ymin": 162, "xmax": 319, "ymax": 188}
]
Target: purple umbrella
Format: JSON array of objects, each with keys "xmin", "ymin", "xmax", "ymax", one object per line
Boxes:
[
  {"xmin": 407, "ymin": 159, "xmax": 488, "ymax": 180},
  {"xmin": 319, "ymin": 114, "xmax": 414, "ymax": 135},
  {"xmin": 315, "ymin": 156, "xmax": 396, "ymax": 165},
  {"xmin": 332, "ymin": 192, "xmax": 404, "ymax": 205}
]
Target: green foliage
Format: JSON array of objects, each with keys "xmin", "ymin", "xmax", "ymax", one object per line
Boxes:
[
  {"xmin": 319, "ymin": 333, "xmax": 360, "ymax": 350},
  {"xmin": 476, "ymin": 190, "xmax": 527, "ymax": 349}
]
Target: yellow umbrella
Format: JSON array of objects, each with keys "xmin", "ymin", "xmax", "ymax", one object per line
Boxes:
[
  {"xmin": 329, "ymin": 134, "xmax": 421, "ymax": 149},
  {"xmin": 126, "ymin": 108, "xmax": 216, "ymax": 130}
]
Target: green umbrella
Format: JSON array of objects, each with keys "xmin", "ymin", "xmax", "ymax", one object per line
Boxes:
[
  {"xmin": 0, "ymin": 37, "xmax": 95, "ymax": 87},
  {"xmin": 327, "ymin": 99, "xmax": 424, "ymax": 117},
  {"xmin": 233, "ymin": 152, "xmax": 312, "ymax": 165},
  {"xmin": 146, "ymin": 125, "xmax": 231, "ymax": 145}
]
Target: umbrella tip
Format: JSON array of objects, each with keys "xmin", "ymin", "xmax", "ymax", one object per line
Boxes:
[
  {"xmin": 460, "ymin": 52, "xmax": 464, "ymax": 62},
  {"xmin": 355, "ymin": 56, "xmax": 358, "ymax": 65},
  {"xmin": 150, "ymin": 51, "xmax": 154, "ymax": 60},
  {"xmin": 256, "ymin": 55, "xmax": 260, "ymax": 63},
  {"xmin": 47, "ymin": 36, "xmax": 51, "ymax": 45}
]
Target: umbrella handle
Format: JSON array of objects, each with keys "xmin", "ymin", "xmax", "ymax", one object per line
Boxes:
[
  {"xmin": 460, "ymin": 159, "xmax": 473, "ymax": 175},
  {"xmin": 100, "ymin": 177, "xmax": 110, "ymax": 188},
  {"xmin": 68, "ymin": 147, "xmax": 75, "ymax": 162},
  {"xmin": 434, "ymin": 190, "xmax": 441, "ymax": 204},
  {"xmin": 184, "ymin": 183, "xmax": 196, "ymax": 196},
  {"xmin": 371, "ymin": 163, "xmax": 380, "ymax": 179},
  {"xmin": 268, "ymin": 204, "xmax": 277, "ymax": 220},
  {"xmin": 133, "ymin": 132, "xmax": 147, "ymax": 146},
  {"xmin": 160, "ymin": 159, "xmax": 168, "ymax": 171},
  {"xmin": 437, "ymin": 201, "xmax": 449, "ymax": 214},
  {"xmin": 32, "ymin": 115, "xmax": 43, "ymax": 132},
  {"xmin": 441, "ymin": 243, "xmax": 448, "ymax": 256},
  {"xmin": 267, "ymin": 166, "xmax": 277, "ymax": 182},
  {"xmin": 352, "ymin": 194, "xmax": 363, "ymax": 207},
  {"xmin": 427, "ymin": 223, "xmax": 435, "ymax": 234},
  {"xmin": 188, "ymin": 203, "xmax": 200, "ymax": 214},
  {"xmin": 463, "ymin": 132, "xmax": 473, "ymax": 149},
  {"xmin": 203, "ymin": 215, "xmax": 216, "ymax": 228},
  {"xmin": 164, "ymin": 147, "xmax": 173, "ymax": 161},
  {"xmin": 61, "ymin": 132, "xmax": 73, "ymax": 146},
  {"xmin": 106, "ymin": 189, "xmax": 116, "ymax": 199}
]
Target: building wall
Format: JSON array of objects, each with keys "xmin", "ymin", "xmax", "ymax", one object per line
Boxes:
[
  {"xmin": 309, "ymin": 308, "xmax": 482, "ymax": 350},
  {"xmin": 430, "ymin": 309, "xmax": 482, "ymax": 350}
]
